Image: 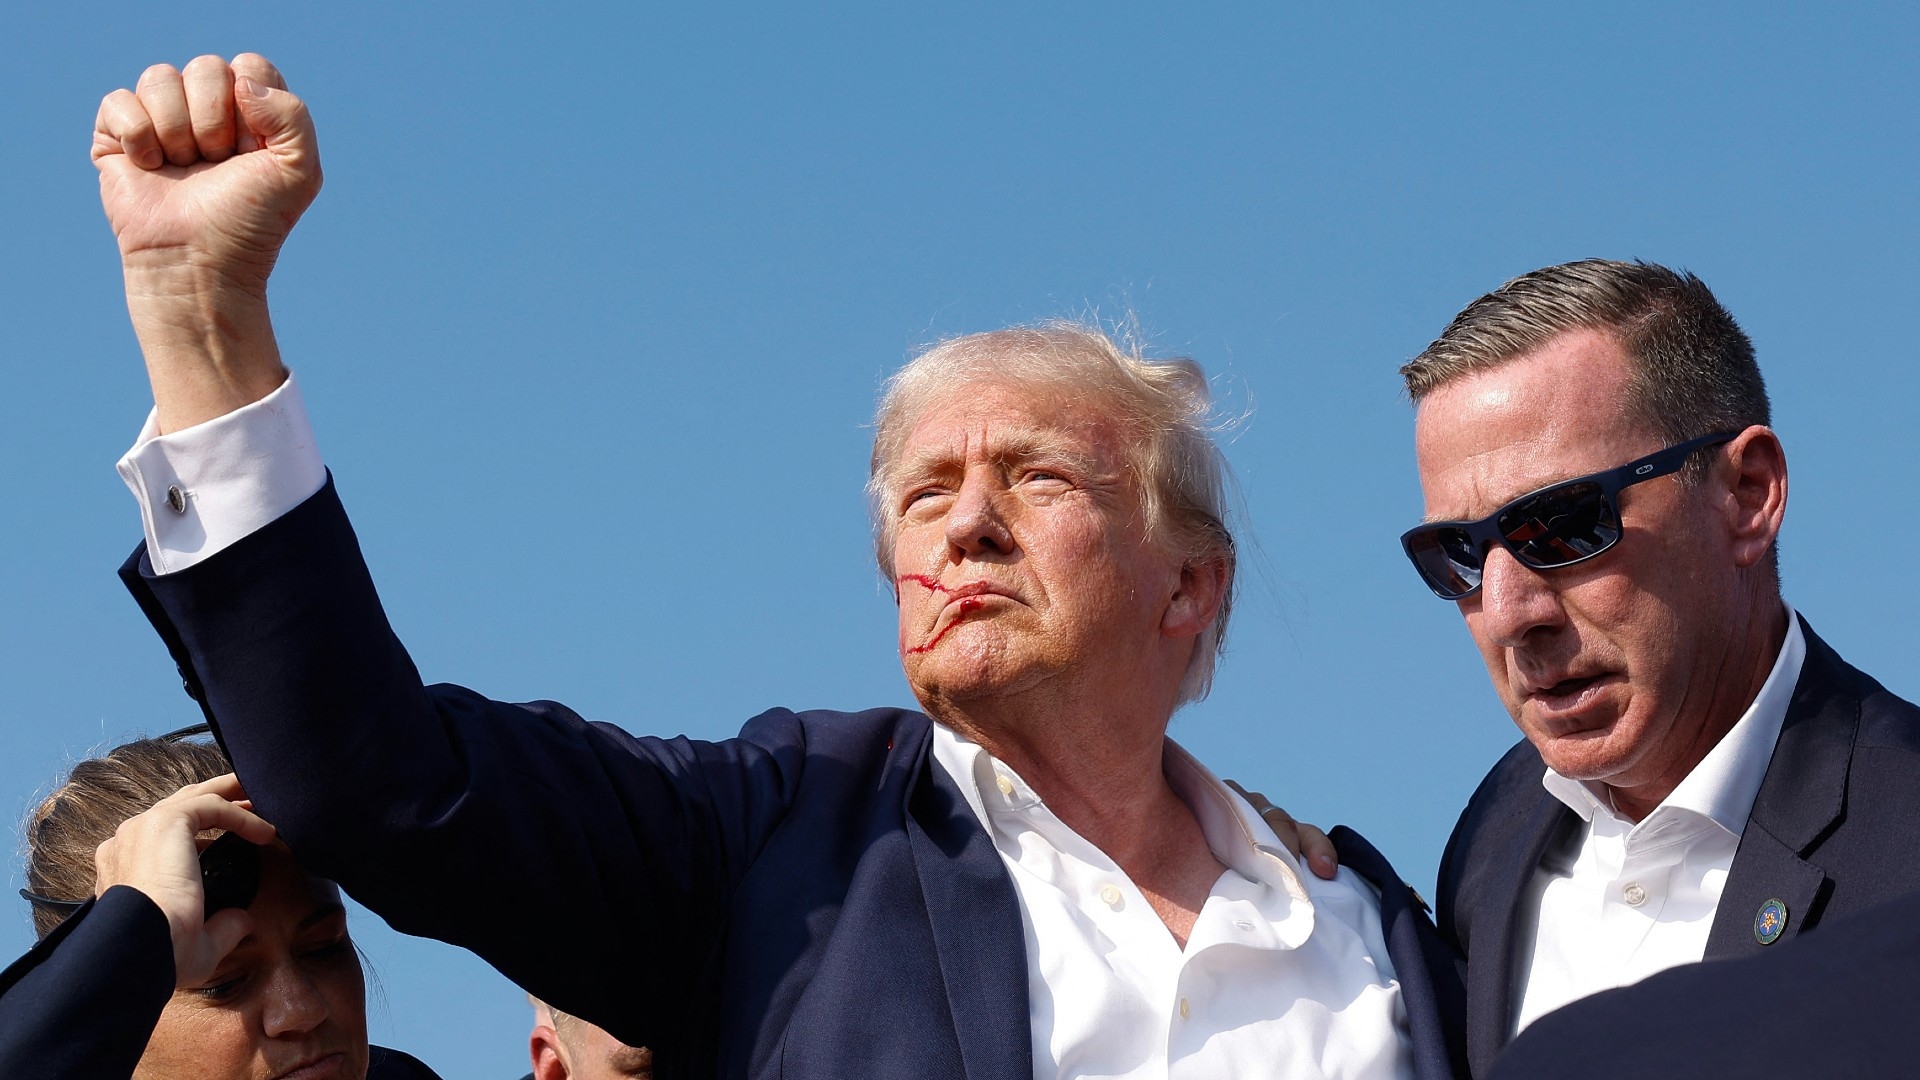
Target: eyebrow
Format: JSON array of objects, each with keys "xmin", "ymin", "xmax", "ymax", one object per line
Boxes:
[
  {"xmin": 299, "ymin": 901, "xmax": 348, "ymax": 932},
  {"xmin": 893, "ymin": 427, "xmax": 1102, "ymax": 486}
]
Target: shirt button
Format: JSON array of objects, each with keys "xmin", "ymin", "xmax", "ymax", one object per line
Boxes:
[
  {"xmin": 1179, "ymin": 997, "xmax": 1191, "ymax": 1019},
  {"xmin": 1622, "ymin": 883, "xmax": 1648, "ymax": 907},
  {"xmin": 994, "ymin": 774, "xmax": 1014, "ymax": 797},
  {"xmin": 1234, "ymin": 919, "xmax": 1255, "ymax": 931},
  {"xmin": 1099, "ymin": 884, "xmax": 1122, "ymax": 908},
  {"xmin": 165, "ymin": 485, "xmax": 188, "ymax": 514}
]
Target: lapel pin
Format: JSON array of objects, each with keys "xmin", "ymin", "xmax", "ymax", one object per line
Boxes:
[{"xmin": 1754, "ymin": 898, "xmax": 1789, "ymax": 945}]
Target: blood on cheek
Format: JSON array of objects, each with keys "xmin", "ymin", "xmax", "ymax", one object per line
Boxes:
[{"xmin": 897, "ymin": 575, "xmax": 986, "ymax": 655}]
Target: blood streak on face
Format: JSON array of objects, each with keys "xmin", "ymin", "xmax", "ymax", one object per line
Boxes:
[{"xmin": 897, "ymin": 575, "xmax": 990, "ymax": 654}]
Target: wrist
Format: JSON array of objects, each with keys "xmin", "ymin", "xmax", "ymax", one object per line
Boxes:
[{"xmin": 122, "ymin": 262, "xmax": 288, "ymax": 433}]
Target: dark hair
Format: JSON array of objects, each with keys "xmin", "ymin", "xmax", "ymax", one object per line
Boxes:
[
  {"xmin": 23, "ymin": 736, "xmax": 229, "ymax": 937},
  {"xmin": 1402, "ymin": 259, "xmax": 1770, "ymax": 481}
]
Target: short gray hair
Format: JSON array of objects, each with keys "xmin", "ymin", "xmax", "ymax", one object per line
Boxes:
[
  {"xmin": 1402, "ymin": 259, "xmax": 1770, "ymax": 481},
  {"xmin": 869, "ymin": 321, "xmax": 1236, "ymax": 705}
]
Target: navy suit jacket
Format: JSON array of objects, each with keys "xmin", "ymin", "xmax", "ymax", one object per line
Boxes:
[
  {"xmin": 0, "ymin": 886, "xmax": 440, "ymax": 1079},
  {"xmin": 123, "ymin": 479, "xmax": 1467, "ymax": 1079},
  {"xmin": 1486, "ymin": 890, "xmax": 1920, "ymax": 1079},
  {"xmin": 1436, "ymin": 615, "xmax": 1920, "ymax": 1077}
]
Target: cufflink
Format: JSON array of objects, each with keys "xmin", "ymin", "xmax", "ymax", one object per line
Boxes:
[
  {"xmin": 1754, "ymin": 898, "xmax": 1789, "ymax": 945},
  {"xmin": 165, "ymin": 484, "xmax": 188, "ymax": 514}
]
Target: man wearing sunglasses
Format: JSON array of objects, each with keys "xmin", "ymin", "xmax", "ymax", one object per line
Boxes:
[{"xmin": 1400, "ymin": 259, "xmax": 1920, "ymax": 1076}]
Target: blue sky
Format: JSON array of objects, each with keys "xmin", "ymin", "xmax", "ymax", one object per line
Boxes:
[{"xmin": 6, "ymin": 3, "xmax": 1919, "ymax": 1073}]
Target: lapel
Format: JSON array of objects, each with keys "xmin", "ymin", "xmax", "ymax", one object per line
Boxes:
[
  {"xmin": 1466, "ymin": 788, "xmax": 1577, "ymax": 1078},
  {"xmin": 900, "ymin": 725, "xmax": 1033, "ymax": 1080},
  {"xmin": 1331, "ymin": 827, "xmax": 1468, "ymax": 1080},
  {"xmin": 1705, "ymin": 617, "xmax": 1858, "ymax": 958}
]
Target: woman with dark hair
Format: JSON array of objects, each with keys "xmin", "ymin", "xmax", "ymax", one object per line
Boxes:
[{"xmin": 1, "ymin": 728, "xmax": 441, "ymax": 1079}]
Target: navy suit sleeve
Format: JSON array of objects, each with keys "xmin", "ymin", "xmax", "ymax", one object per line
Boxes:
[
  {"xmin": 120, "ymin": 479, "xmax": 811, "ymax": 1052},
  {"xmin": 366, "ymin": 1045, "xmax": 445, "ymax": 1079},
  {"xmin": 0, "ymin": 886, "xmax": 176, "ymax": 1079}
]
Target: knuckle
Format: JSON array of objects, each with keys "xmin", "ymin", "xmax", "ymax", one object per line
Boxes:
[{"xmin": 138, "ymin": 63, "xmax": 181, "ymax": 87}]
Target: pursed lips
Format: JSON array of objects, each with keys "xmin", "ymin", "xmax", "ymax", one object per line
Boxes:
[{"xmin": 271, "ymin": 1050, "xmax": 347, "ymax": 1080}]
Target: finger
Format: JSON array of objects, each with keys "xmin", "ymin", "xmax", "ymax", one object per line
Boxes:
[
  {"xmin": 232, "ymin": 75, "xmax": 319, "ymax": 173},
  {"xmin": 203, "ymin": 908, "xmax": 255, "ymax": 966},
  {"xmin": 173, "ymin": 790, "xmax": 278, "ymax": 845},
  {"xmin": 135, "ymin": 64, "xmax": 198, "ymax": 167},
  {"xmin": 182, "ymin": 907, "xmax": 255, "ymax": 987},
  {"xmin": 231, "ymin": 53, "xmax": 287, "ymax": 91},
  {"xmin": 1223, "ymin": 779, "xmax": 1272, "ymax": 812},
  {"xmin": 182, "ymin": 55, "xmax": 238, "ymax": 163},
  {"xmin": 94, "ymin": 88, "xmax": 162, "ymax": 169},
  {"xmin": 1298, "ymin": 823, "xmax": 1340, "ymax": 880}
]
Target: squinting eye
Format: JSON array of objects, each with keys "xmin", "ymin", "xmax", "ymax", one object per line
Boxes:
[
  {"xmin": 306, "ymin": 940, "xmax": 353, "ymax": 961},
  {"xmin": 196, "ymin": 974, "xmax": 247, "ymax": 1001}
]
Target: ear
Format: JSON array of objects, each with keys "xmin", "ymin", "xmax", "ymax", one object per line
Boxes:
[
  {"xmin": 1162, "ymin": 555, "xmax": 1230, "ymax": 639},
  {"xmin": 530, "ymin": 1025, "xmax": 570, "ymax": 1080},
  {"xmin": 1719, "ymin": 426, "xmax": 1788, "ymax": 571}
]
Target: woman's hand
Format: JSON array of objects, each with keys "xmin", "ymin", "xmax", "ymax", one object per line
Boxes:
[
  {"xmin": 92, "ymin": 773, "xmax": 277, "ymax": 987},
  {"xmin": 1225, "ymin": 779, "xmax": 1339, "ymax": 880}
]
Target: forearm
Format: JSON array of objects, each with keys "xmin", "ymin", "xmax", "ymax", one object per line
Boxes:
[
  {"xmin": 123, "ymin": 261, "xmax": 286, "ymax": 434},
  {"xmin": 0, "ymin": 888, "xmax": 175, "ymax": 1080}
]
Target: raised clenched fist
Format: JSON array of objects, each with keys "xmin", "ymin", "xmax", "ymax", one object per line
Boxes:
[
  {"xmin": 93, "ymin": 53, "xmax": 321, "ymax": 290},
  {"xmin": 95, "ymin": 54, "xmax": 321, "ymax": 432}
]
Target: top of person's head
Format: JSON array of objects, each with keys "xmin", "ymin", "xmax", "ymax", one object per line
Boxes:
[
  {"xmin": 1400, "ymin": 258, "xmax": 1771, "ymax": 477},
  {"xmin": 529, "ymin": 996, "xmax": 653, "ymax": 1079},
  {"xmin": 866, "ymin": 320, "xmax": 1237, "ymax": 706},
  {"xmin": 23, "ymin": 733, "xmax": 229, "ymax": 938}
]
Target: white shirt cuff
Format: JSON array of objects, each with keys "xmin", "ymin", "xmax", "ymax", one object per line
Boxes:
[{"xmin": 116, "ymin": 374, "xmax": 327, "ymax": 575}]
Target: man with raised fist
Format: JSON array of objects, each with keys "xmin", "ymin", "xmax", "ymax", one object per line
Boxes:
[{"xmin": 94, "ymin": 55, "xmax": 1464, "ymax": 1080}]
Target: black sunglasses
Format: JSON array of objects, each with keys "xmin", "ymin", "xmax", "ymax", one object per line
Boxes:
[{"xmin": 1400, "ymin": 431, "xmax": 1741, "ymax": 600}]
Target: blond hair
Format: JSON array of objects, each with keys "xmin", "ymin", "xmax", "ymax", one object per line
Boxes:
[{"xmin": 869, "ymin": 321, "xmax": 1235, "ymax": 705}]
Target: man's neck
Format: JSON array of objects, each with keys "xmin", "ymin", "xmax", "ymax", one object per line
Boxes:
[
  {"xmin": 933, "ymin": 684, "xmax": 1227, "ymax": 946},
  {"xmin": 1606, "ymin": 597, "xmax": 1792, "ymax": 822}
]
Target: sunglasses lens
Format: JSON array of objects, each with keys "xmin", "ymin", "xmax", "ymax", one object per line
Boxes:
[
  {"xmin": 1497, "ymin": 481, "xmax": 1619, "ymax": 567},
  {"xmin": 1406, "ymin": 526, "xmax": 1483, "ymax": 599}
]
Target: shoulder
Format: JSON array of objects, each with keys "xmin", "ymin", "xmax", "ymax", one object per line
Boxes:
[
  {"xmin": 1443, "ymin": 738, "xmax": 1546, "ymax": 856},
  {"xmin": 1797, "ymin": 624, "xmax": 1920, "ymax": 757},
  {"xmin": 1436, "ymin": 738, "xmax": 1548, "ymax": 932}
]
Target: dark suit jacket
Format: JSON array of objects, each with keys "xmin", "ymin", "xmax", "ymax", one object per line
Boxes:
[
  {"xmin": 0, "ymin": 886, "xmax": 440, "ymax": 1079},
  {"xmin": 1437, "ymin": 615, "xmax": 1920, "ymax": 1077},
  {"xmin": 123, "ymin": 479, "xmax": 1467, "ymax": 1079},
  {"xmin": 1486, "ymin": 889, "xmax": 1920, "ymax": 1079}
]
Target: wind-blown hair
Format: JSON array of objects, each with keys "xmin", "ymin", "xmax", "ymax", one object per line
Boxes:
[
  {"xmin": 868, "ymin": 321, "xmax": 1236, "ymax": 705},
  {"xmin": 22, "ymin": 736, "xmax": 229, "ymax": 938}
]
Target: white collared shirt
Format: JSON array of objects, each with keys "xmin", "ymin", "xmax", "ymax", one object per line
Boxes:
[
  {"xmin": 123, "ymin": 379, "xmax": 1415, "ymax": 1080},
  {"xmin": 932, "ymin": 726, "xmax": 1414, "ymax": 1080},
  {"xmin": 1511, "ymin": 608, "xmax": 1806, "ymax": 1035}
]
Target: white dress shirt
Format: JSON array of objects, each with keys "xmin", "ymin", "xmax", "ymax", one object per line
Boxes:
[
  {"xmin": 122, "ymin": 376, "xmax": 1416, "ymax": 1080},
  {"xmin": 932, "ymin": 726, "xmax": 1414, "ymax": 1080},
  {"xmin": 1510, "ymin": 608, "xmax": 1806, "ymax": 1035},
  {"xmin": 117, "ymin": 375, "xmax": 327, "ymax": 573}
]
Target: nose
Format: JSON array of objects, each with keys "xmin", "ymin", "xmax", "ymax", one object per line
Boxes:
[
  {"xmin": 1472, "ymin": 545, "xmax": 1567, "ymax": 647},
  {"xmin": 260, "ymin": 963, "xmax": 330, "ymax": 1038},
  {"xmin": 943, "ymin": 469, "xmax": 1014, "ymax": 557}
]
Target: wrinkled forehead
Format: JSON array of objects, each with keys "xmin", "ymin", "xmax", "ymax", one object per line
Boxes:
[
  {"xmin": 1411, "ymin": 338, "xmax": 1654, "ymax": 517},
  {"xmin": 889, "ymin": 378, "xmax": 1132, "ymax": 473}
]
